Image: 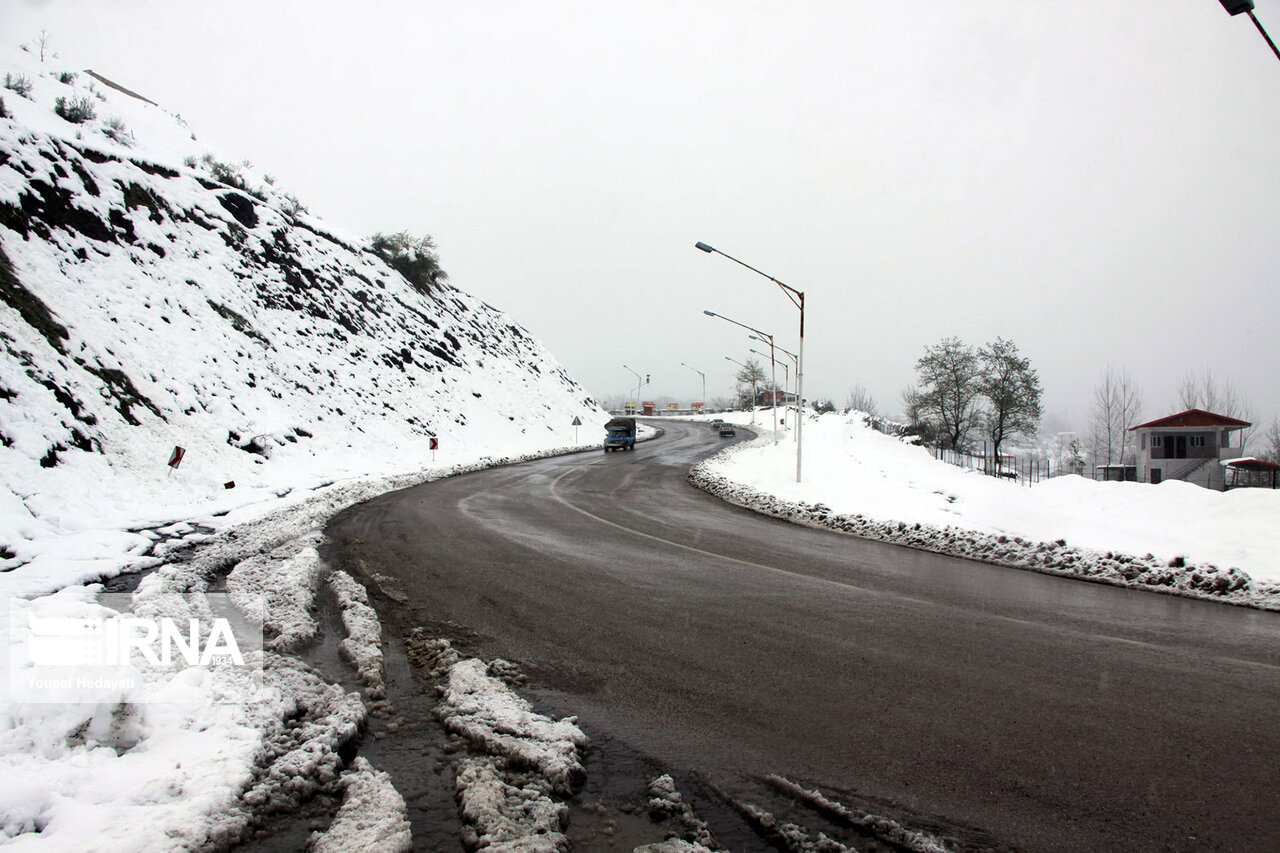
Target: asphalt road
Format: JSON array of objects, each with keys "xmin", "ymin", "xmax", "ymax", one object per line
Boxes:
[{"xmin": 326, "ymin": 421, "xmax": 1280, "ymax": 852}]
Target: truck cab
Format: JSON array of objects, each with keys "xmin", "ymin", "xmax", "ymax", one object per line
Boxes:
[{"xmin": 604, "ymin": 417, "xmax": 637, "ymax": 452}]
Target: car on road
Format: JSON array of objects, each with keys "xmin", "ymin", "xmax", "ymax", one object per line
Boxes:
[{"xmin": 718, "ymin": 423, "xmax": 736, "ymax": 437}]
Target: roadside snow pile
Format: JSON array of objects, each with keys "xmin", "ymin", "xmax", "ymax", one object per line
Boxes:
[
  {"xmin": 226, "ymin": 534, "xmax": 323, "ymax": 651},
  {"xmin": 691, "ymin": 412, "xmax": 1280, "ymax": 610},
  {"xmin": 309, "ymin": 756, "xmax": 412, "ymax": 853},
  {"xmin": 439, "ymin": 658, "xmax": 588, "ymax": 795},
  {"xmin": 645, "ymin": 775, "xmax": 718, "ymax": 851},
  {"xmin": 0, "ymin": 586, "xmax": 364, "ymax": 850},
  {"xmin": 420, "ymin": 637, "xmax": 588, "ymax": 851},
  {"xmin": 765, "ymin": 776, "xmax": 950, "ymax": 853},
  {"xmin": 329, "ymin": 569, "xmax": 385, "ymax": 699}
]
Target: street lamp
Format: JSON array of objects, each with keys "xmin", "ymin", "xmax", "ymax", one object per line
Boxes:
[
  {"xmin": 749, "ymin": 347, "xmax": 788, "ymax": 424},
  {"xmin": 703, "ymin": 309, "xmax": 779, "ymax": 442},
  {"xmin": 752, "ymin": 336, "xmax": 799, "ymax": 441},
  {"xmin": 622, "ymin": 364, "xmax": 647, "ymax": 415},
  {"xmin": 680, "ymin": 362, "xmax": 706, "ymax": 416},
  {"xmin": 724, "ymin": 356, "xmax": 757, "ymax": 424},
  {"xmin": 696, "ymin": 242, "xmax": 806, "ymax": 481},
  {"xmin": 1220, "ymin": 2, "xmax": 1280, "ymax": 63}
]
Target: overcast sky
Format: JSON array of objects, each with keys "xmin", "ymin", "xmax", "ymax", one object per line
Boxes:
[{"xmin": 6, "ymin": 0, "xmax": 1280, "ymax": 433}]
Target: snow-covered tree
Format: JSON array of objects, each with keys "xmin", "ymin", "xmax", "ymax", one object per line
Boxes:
[{"xmin": 368, "ymin": 231, "xmax": 449, "ymax": 295}]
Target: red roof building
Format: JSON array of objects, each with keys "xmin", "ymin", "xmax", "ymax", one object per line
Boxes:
[
  {"xmin": 1130, "ymin": 409, "xmax": 1251, "ymax": 431},
  {"xmin": 1129, "ymin": 409, "xmax": 1252, "ymax": 490}
]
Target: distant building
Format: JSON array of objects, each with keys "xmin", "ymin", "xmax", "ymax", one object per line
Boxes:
[{"xmin": 1129, "ymin": 409, "xmax": 1251, "ymax": 490}]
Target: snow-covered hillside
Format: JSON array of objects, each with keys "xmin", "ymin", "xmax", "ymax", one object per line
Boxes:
[
  {"xmin": 0, "ymin": 49, "xmax": 622, "ymax": 850},
  {"xmin": 0, "ymin": 50, "xmax": 606, "ymax": 592}
]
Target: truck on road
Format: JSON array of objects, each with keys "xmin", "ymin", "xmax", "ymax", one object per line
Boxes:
[{"xmin": 604, "ymin": 417, "xmax": 637, "ymax": 452}]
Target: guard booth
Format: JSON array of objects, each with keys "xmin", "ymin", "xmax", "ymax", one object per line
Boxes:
[{"xmin": 641, "ymin": 401, "xmax": 656, "ymax": 415}]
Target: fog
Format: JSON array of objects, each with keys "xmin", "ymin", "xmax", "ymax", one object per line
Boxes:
[{"xmin": 7, "ymin": 0, "xmax": 1280, "ymax": 436}]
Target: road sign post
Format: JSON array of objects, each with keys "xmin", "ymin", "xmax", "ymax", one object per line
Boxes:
[{"xmin": 167, "ymin": 446, "xmax": 185, "ymax": 478}]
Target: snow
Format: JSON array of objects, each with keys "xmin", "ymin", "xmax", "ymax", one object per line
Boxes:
[
  {"xmin": 0, "ymin": 45, "xmax": 610, "ymax": 851},
  {"xmin": 691, "ymin": 410, "xmax": 1280, "ymax": 607},
  {"xmin": 4, "ymin": 39, "xmax": 1278, "ymax": 853},
  {"xmin": 309, "ymin": 756, "xmax": 412, "ymax": 853},
  {"xmin": 328, "ymin": 569, "xmax": 385, "ymax": 699}
]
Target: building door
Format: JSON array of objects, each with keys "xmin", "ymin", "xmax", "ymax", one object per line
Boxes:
[
  {"xmin": 1173, "ymin": 435, "xmax": 1187, "ymax": 459},
  {"xmin": 1151, "ymin": 469, "xmax": 1162, "ymax": 485}
]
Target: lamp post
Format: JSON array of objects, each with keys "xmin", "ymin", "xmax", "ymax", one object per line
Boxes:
[
  {"xmin": 622, "ymin": 364, "xmax": 646, "ymax": 415},
  {"xmin": 749, "ymin": 348, "xmax": 788, "ymax": 426},
  {"xmin": 1220, "ymin": 1, "xmax": 1280, "ymax": 63},
  {"xmin": 680, "ymin": 362, "xmax": 706, "ymax": 416},
  {"xmin": 750, "ymin": 335, "xmax": 798, "ymax": 435},
  {"xmin": 724, "ymin": 356, "xmax": 757, "ymax": 424},
  {"xmin": 704, "ymin": 309, "xmax": 778, "ymax": 442},
  {"xmin": 696, "ymin": 242, "xmax": 806, "ymax": 481}
]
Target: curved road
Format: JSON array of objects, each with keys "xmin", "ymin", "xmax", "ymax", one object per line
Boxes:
[{"xmin": 326, "ymin": 421, "xmax": 1280, "ymax": 852}]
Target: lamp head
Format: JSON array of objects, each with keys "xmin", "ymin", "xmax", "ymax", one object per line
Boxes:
[
  {"xmin": 695, "ymin": 242, "xmax": 715, "ymax": 253},
  {"xmin": 703, "ymin": 310, "xmax": 716, "ymax": 317}
]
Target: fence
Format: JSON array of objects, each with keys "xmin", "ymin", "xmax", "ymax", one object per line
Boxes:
[{"xmin": 928, "ymin": 445, "xmax": 1060, "ymax": 486}]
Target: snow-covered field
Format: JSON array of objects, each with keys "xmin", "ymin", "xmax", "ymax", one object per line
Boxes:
[{"xmin": 691, "ymin": 410, "xmax": 1280, "ymax": 608}]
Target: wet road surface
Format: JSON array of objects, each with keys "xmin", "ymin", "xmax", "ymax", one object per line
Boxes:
[{"xmin": 326, "ymin": 421, "xmax": 1280, "ymax": 852}]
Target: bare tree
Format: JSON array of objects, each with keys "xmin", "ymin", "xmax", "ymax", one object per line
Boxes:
[
  {"xmin": 1261, "ymin": 417, "xmax": 1280, "ymax": 464},
  {"xmin": 734, "ymin": 358, "xmax": 767, "ymax": 407},
  {"xmin": 1090, "ymin": 367, "xmax": 1143, "ymax": 468},
  {"xmin": 36, "ymin": 28, "xmax": 51, "ymax": 63},
  {"xmin": 845, "ymin": 385, "xmax": 878, "ymax": 416},
  {"xmin": 915, "ymin": 337, "xmax": 983, "ymax": 450},
  {"xmin": 1177, "ymin": 369, "xmax": 1254, "ymax": 451},
  {"xmin": 1178, "ymin": 369, "xmax": 1243, "ymax": 415}
]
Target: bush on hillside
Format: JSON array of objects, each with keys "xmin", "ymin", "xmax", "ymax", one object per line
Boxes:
[
  {"xmin": 4, "ymin": 73, "xmax": 32, "ymax": 98},
  {"xmin": 368, "ymin": 231, "xmax": 449, "ymax": 295},
  {"xmin": 102, "ymin": 116, "xmax": 133, "ymax": 146},
  {"xmin": 54, "ymin": 94, "xmax": 96, "ymax": 124}
]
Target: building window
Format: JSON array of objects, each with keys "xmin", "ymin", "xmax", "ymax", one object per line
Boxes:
[
  {"xmin": 1141, "ymin": 434, "xmax": 1147, "ymax": 450},
  {"xmin": 1190, "ymin": 435, "xmax": 1205, "ymax": 447},
  {"xmin": 1152, "ymin": 435, "xmax": 1163, "ymax": 448}
]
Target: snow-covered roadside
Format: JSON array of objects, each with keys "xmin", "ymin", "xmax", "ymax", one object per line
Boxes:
[
  {"xmin": 406, "ymin": 634, "xmax": 587, "ymax": 852},
  {"xmin": 0, "ymin": 440, "xmax": 616, "ymax": 851},
  {"xmin": 690, "ymin": 411, "xmax": 1280, "ymax": 610}
]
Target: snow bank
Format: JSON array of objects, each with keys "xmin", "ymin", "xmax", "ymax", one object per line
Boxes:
[
  {"xmin": 438, "ymin": 658, "xmax": 588, "ymax": 795},
  {"xmin": 309, "ymin": 756, "xmax": 412, "ymax": 853},
  {"xmin": 328, "ymin": 569, "xmax": 384, "ymax": 699},
  {"xmin": 416, "ymin": 637, "xmax": 588, "ymax": 850},
  {"xmin": 226, "ymin": 534, "xmax": 323, "ymax": 651},
  {"xmin": 692, "ymin": 412, "xmax": 1280, "ymax": 609}
]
